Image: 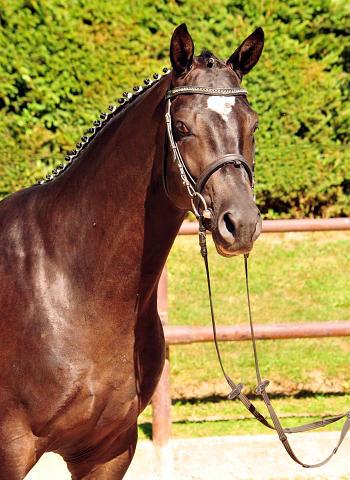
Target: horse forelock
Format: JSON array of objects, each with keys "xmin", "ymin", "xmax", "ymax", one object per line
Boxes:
[
  {"xmin": 195, "ymin": 50, "xmax": 228, "ymax": 70},
  {"xmin": 182, "ymin": 53, "xmax": 240, "ymax": 90},
  {"xmin": 199, "ymin": 50, "xmax": 216, "ymax": 61}
]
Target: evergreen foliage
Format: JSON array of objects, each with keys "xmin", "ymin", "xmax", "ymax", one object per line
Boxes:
[{"xmin": 0, "ymin": 0, "xmax": 349, "ymax": 217}]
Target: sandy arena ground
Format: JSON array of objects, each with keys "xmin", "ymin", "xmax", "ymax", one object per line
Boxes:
[{"xmin": 25, "ymin": 431, "xmax": 350, "ymax": 480}]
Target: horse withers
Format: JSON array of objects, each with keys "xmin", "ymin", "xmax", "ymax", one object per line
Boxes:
[{"xmin": 0, "ymin": 24, "xmax": 263, "ymax": 479}]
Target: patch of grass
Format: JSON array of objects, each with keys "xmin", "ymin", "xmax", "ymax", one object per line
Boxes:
[
  {"xmin": 170, "ymin": 415, "xmax": 343, "ymax": 439},
  {"xmin": 138, "ymin": 393, "xmax": 350, "ymax": 441},
  {"xmin": 138, "ymin": 422, "xmax": 152, "ymax": 441},
  {"xmin": 166, "ymin": 231, "xmax": 350, "ymax": 397}
]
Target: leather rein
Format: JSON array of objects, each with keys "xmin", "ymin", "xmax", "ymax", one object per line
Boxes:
[{"xmin": 163, "ymin": 83, "xmax": 350, "ymax": 468}]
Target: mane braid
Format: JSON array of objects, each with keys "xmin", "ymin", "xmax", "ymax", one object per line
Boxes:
[{"xmin": 36, "ymin": 68, "xmax": 171, "ymax": 185}]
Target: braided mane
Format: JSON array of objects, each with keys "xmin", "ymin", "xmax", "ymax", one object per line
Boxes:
[{"xmin": 37, "ymin": 68, "xmax": 171, "ymax": 185}]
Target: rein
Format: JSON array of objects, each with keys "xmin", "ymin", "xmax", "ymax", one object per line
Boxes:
[
  {"xmin": 198, "ymin": 220, "xmax": 350, "ymax": 468},
  {"xmin": 163, "ymin": 82, "xmax": 350, "ymax": 468}
]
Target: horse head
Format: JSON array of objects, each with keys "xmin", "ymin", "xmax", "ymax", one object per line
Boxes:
[{"xmin": 164, "ymin": 24, "xmax": 264, "ymax": 257}]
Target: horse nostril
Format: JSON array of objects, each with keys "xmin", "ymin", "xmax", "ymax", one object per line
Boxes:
[{"xmin": 224, "ymin": 213, "xmax": 235, "ymax": 236}]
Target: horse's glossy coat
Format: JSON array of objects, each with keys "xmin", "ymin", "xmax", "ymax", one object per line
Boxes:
[{"xmin": 0, "ymin": 24, "xmax": 263, "ymax": 479}]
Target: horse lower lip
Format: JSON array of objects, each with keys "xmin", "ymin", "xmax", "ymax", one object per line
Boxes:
[
  {"xmin": 214, "ymin": 235, "xmax": 254, "ymax": 257},
  {"xmin": 218, "ymin": 245, "xmax": 232, "ymax": 255},
  {"xmin": 216, "ymin": 244, "xmax": 240, "ymax": 257}
]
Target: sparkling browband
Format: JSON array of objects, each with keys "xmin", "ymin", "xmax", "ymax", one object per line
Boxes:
[{"xmin": 165, "ymin": 86, "xmax": 248, "ymax": 100}]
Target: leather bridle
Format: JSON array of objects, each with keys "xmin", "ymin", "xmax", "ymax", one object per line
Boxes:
[
  {"xmin": 163, "ymin": 84, "xmax": 255, "ymax": 218},
  {"xmin": 163, "ymin": 81, "xmax": 350, "ymax": 469}
]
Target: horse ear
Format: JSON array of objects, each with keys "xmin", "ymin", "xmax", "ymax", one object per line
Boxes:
[
  {"xmin": 170, "ymin": 24, "xmax": 194, "ymax": 76},
  {"xmin": 227, "ymin": 28, "xmax": 264, "ymax": 80}
]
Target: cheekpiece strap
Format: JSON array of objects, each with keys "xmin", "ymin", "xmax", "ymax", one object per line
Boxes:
[{"xmin": 165, "ymin": 85, "xmax": 248, "ymax": 100}]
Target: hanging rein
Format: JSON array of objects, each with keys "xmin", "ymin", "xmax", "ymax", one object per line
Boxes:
[{"xmin": 163, "ymin": 83, "xmax": 350, "ymax": 468}]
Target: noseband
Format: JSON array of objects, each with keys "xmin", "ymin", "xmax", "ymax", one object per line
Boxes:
[{"xmin": 163, "ymin": 84, "xmax": 255, "ymax": 218}]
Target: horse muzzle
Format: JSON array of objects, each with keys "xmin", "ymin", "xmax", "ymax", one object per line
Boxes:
[
  {"xmin": 194, "ymin": 154, "xmax": 261, "ymax": 257},
  {"xmin": 213, "ymin": 208, "xmax": 262, "ymax": 257}
]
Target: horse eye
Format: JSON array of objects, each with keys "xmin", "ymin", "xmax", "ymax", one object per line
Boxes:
[{"xmin": 176, "ymin": 121, "xmax": 189, "ymax": 134}]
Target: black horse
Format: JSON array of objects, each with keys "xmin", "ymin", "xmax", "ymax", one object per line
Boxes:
[{"xmin": 0, "ymin": 24, "xmax": 264, "ymax": 479}]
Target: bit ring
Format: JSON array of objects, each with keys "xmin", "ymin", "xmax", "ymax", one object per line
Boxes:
[{"xmin": 191, "ymin": 192, "xmax": 211, "ymax": 219}]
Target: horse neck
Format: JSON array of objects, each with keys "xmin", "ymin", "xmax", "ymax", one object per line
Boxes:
[{"xmin": 41, "ymin": 76, "xmax": 185, "ymax": 300}]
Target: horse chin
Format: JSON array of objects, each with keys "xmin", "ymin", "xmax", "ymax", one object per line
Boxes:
[{"xmin": 213, "ymin": 240, "xmax": 254, "ymax": 258}]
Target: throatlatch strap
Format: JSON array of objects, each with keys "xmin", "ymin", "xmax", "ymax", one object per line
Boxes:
[{"xmin": 198, "ymin": 216, "xmax": 350, "ymax": 468}]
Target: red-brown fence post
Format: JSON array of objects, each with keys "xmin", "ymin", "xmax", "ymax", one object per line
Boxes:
[{"xmin": 153, "ymin": 266, "xmax": 175, "ymax": 478}]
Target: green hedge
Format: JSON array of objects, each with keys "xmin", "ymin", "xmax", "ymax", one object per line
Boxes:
[
  {"xmin": 0, "ymin": 0, "xmax": 349, "ymax": 217},
  {"xmin": 256, "ymin": 145, "xmax": 350, "ymax": 218}
]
